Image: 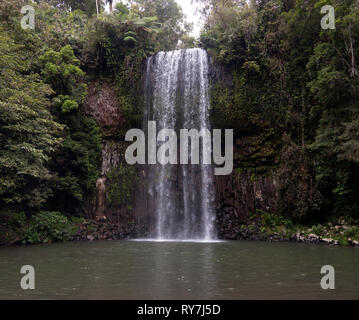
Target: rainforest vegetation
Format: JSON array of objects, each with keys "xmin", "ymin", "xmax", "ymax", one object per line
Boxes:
[{"xmin": 0, "ymin": 0, "xmax": 358, "ymax": 245}]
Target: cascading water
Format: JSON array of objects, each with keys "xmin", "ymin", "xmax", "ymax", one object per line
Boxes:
[{"xmin": 144, "ymin": 48, "xmax": 216, "ymax": 241}]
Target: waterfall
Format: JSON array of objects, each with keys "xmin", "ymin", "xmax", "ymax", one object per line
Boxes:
[{"xmin": 144, "ymin": 48, "xmax": 216, "ymax": 240}]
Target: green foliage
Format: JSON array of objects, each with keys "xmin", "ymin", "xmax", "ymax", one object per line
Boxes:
[
  {"xmin": 59, "ymin": 97, "xmax": 79, "ymax": 113},
  {"xmin": 82, "ymin": 0, "xmax": 190, "ymax": 75},
  {"xmin": 200, "ymin": 0, "xmax": 258, "ymax": 65},
  {"xmin": 0, "ymin": 0, "xmax": 193, "ymax": 245},
  {"xmin": 115, "ymin": 3, "xmax": 130, "ymax": 16},
  {"xmin": 202, "ymin": 0, "xmax": 359, "ymax": 222},
  {"xmin": 0, "ymin": 210, "xmax": 26, "ymax": 245},
  {"xmin": 123, "ymin": 36, "xmax": 138, "ymax": 45},
  {"xmin": 305, "ymin": 0, "xmax": 359, "ymax": 219},
  {"xmin": 45, "ymin": 0, "xmax": 101, "ymax": 17},
  {"xmin": 40, "ymin": 45, "xmax": 87, "ymax": 113},
  {"xmin": 106, "ymin": 165, "xmax": 139, "ymax": 207},
  {"xmin": 179, "ymin": 35, "xmax": 198, "ymax": 49},
  {"xmin": 260, "ymin": 211, "xmax": 293, "ymax": 228},
  {"xmin": 278, "ymin": 141, "xmax": 322, "ymax": 222},
  {"xmin": 2, "ymin": 0, "xmax": 358, "ymax": 243},
  {"xmin": 82, "ymin": 10, "xmax": 159, "ymax": 74},
  {"xmin": 129, "ymin": 0, "xmax": 192, "ymax": 51},
  {"xmin": 243, "ymin": 209, "xmax": 359, "ymax": 244},
  {"xmin": 0, "ymin": 29, "xmax": 62, "ymax": 208},
  {"xmin": 37, "ymin": 44, "xmax": 102, "ymax": 213},
  {"xmin": 22, "ymin": 211, "xmax": 77, "ymax": 244},
  {"xmin": 48, "ymin": 113, "xmax": 102, "ymax": 213},
  {"xmin": 28, "ymin": 1, "xmax": 89, "ymax": 53}
]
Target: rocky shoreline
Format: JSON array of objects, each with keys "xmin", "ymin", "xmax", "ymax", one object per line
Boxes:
[
  {"xmin": 69, "ymin": 219, "xmax": 149, "ymax": 242},
  {"xmin": 3, "ymin": 215, "xmax": 358, "ymax": 246},
  {"xmin": 216, "ymin": 210, "xmax": 359, "ymax": 246},
  {"xmin": 68, "ymin": 217, "xmax": 359, "ymax": 247},
  {"xmin": 219, "ymin": 228, "xmax": 359, "ymax": 246}
]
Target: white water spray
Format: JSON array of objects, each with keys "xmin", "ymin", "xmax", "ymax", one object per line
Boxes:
[{"xmin": 144, "ymin": 48, "xmax": 216, "ymax": 240}]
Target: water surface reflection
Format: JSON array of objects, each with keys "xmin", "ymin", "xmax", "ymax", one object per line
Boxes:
[{"xmin": 0, "ymin": 240, "xmax": 357, "ymax": 299}]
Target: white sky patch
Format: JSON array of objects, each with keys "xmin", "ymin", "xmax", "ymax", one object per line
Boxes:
[
  {"xmin": 176, "ymin": 0, "xmax": 203, "ymax": 38},
  {"xmin": 104, "ymin": 0, "xmax": 203, "ymax": 38}
]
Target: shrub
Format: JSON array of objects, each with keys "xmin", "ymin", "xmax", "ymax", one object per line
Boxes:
[
  {"xmin": 260, "ymin": 211, "xmax": 293, "ymax": 228},
  {"xmin": 0, "ymin": 210, "xmax": 27, "ymax": 245},
  {"xmin": 23, "ymin": 211, "xmax": 76, "ymax": 244}
]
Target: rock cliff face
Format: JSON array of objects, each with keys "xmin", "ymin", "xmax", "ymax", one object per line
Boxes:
[
  {"xmin": 83, "ymin": 65, "xmax": 280, "ymax": 239},
  {"xmin": 84, "ymin": 82, "xmax": 125, "ymax": 135},
  {"xmin": 216, "ymin": 172, "xmax": 278, "ymax": 221},
  {"xmin": 82, "ymin": 80, "xmax": 150, "ymax": 234},
  {"xmin": 83, "ymin": 81, "xmax": 133, "ymax": 221},
  {"xmin": 209, "ymin": 57, "xmax": 280, "ymax": 237},
  {"xmin": 215, "ymin": 172, "xmax": 278, "ymax": 238}
]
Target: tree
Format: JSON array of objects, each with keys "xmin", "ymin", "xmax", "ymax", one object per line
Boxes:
[
  {"xmin": 198, "ymin": 0, "xmax": 359, "ymax": 222},
  {"xmin": 34, "ymin": 0, "xmax": 103, "ymax": 16},
  {"xmin": 128, "ymin": 0, "xmax": 192, "ymax": 51},
  {"xmin": 40, "ymin": 45, "xmax": 87, "ymax": 114},
  {"xmin": 0, "ymin": 29, "xmax": 62, "ymax": 209},
  {"xmin": 39, "ymin": 45, "xmax": 101, "ymax": 214},
  {"xmin": 306, "ymin": 0, "xmax": 359, "ymax": 218}
]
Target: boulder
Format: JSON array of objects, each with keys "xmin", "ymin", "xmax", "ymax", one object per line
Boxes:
[{"xmin": 321, "ymin": 238, "xmax": 333, "ymax": 244}]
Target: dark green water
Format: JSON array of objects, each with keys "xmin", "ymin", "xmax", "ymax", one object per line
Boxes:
[{"xmin": 0, "ymin": 240, "xmax": 358, "ymax": 299}]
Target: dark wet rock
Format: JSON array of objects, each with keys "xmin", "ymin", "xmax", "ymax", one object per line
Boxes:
[
  {"xmin": 84, "ymin": 82, "xmax": 124, "ymax": 134},
  {"xmin": 216, "ymin": 215, "xmax": 359, "ymax": 246},
  {"xmin": 71, "ymin": 219, "xmax": 148, "ymax": 242}
]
